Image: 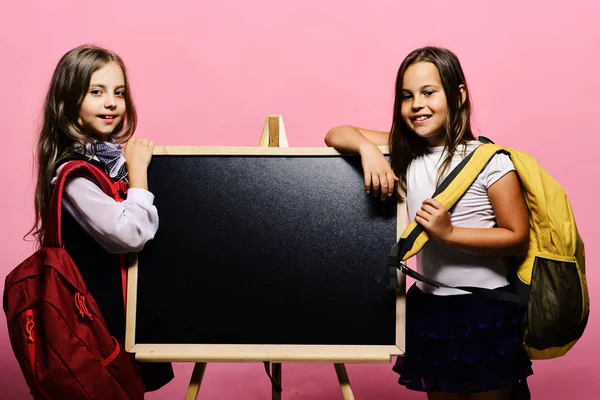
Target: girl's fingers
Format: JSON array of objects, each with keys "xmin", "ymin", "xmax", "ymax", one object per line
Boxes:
[
  {"xmin": 415, "ymin": 210, "xmax": 429, "ymax": 223},
  {"xmin": 387, "ymin": 172, "xmax": 395, "ymax": 196},
  {"xmin": 415, "ymin": 214, "xmax": 427, "ymax": 226},
  {"xmin": 420, "ymin": 204, "xmax": 437, "ymax": 215},
  {"xmin": 371, "ymin": 175, "xmax": 380, "ymax": 197},
  {"xmin": 422, "ymin": 198, "xmax": 443, "ymax": 209},
  {"xmin": 379, "ymin": 174, "xmax": 389, "ymax": 200},
  {"xmin": 364, "ymin": 173, "xmax": 372, "ymax": 193}
]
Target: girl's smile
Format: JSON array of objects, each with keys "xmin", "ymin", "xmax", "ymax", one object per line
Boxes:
[
  {"xmin": 99, "ymin": 114, "xmax": 118, "ymax": 124},
  {"xmin": 411, "ymin": 114, "xmax": 433, "ymax": 125}
]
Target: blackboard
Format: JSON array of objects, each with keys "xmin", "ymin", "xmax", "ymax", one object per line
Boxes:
[{"xmin": 126, "ymin": 147, "xmax": 405, "ymax": 362}]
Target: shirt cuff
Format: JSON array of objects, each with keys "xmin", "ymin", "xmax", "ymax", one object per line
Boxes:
[{"xmin": 126, "ymin": 188, "xmax": 155, "ymax": 206}]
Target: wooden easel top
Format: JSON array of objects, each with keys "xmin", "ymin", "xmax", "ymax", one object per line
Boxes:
[{"xmin": 259, "ymin": 114, "xmax": 289, "ymax": 148}]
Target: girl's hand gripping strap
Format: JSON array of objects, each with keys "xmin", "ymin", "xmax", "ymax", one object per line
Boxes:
[{"xmin": 375, "ymin": 141, "xmax": 504, "ymax": 290}]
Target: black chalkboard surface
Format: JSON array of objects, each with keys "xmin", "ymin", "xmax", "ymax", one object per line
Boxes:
[{"xmin": 130, "ymin": 148, "xmax": 400, "ymax": 354}]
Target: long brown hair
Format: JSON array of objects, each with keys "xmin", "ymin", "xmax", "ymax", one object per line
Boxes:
[
  {"xmin": 389, "ymin": 46, "xmax": 474, "ymax": 199},
  {"xmin": 27, "ymin": 45, "xmax": 137, "ymax": 246}
]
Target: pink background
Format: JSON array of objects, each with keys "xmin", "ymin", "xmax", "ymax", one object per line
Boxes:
[{"xmin": 1, "ymin": 1, "xmax": 598, "ymax": 399}]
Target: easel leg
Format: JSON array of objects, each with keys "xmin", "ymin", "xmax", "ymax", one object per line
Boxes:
[
  {"xmin": 334, "ymin": 363, "xmax": 355, "ymax": 400},
  {"xmin": 271, "ymin": 363, "xmax": 282, "ymax": 400},
  {"xmin": 185, "ymin": 362, "xmax": 207, "ymax": 400}
]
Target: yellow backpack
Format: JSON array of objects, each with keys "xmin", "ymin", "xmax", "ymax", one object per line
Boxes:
[{"xmin": 378, "ymin": 140, "xmax": 589, "ymax": 360}]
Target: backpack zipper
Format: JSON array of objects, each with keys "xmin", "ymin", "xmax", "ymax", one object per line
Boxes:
[
  {"xmin": 74, "ymin": 292, "xmax": 94, "ymax": 320},
  {"xmin": 25, "ymin": 309, "xmax": 35, "ymax": 369}
]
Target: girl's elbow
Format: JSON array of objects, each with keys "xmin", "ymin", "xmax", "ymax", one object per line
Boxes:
[
  {"xmin": 101, "ymin": 223, "xmax": 157, "ymax": 253},
  {"xmin": 513, "ymin": 230, "xmax": 530, "ymax": 255},
  {"xmin": 103, "ymin": 236, "xmax": 149, "ymax": 254},
  {"xmin": 117, "ymin": 235, "xmax": 153, "ymax": 253},
  {"xmin": 324, "ymin": 125, "xmax": 348, "ymax": 147},
  {"xmin": 324, "ymin": 127, "xmax": 339, "ymax": 147}
]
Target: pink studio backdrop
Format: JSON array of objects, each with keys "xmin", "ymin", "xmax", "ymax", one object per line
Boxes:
[{"xmin": 1, "ymin": 1, "xmax": 598, "ymax": 399}]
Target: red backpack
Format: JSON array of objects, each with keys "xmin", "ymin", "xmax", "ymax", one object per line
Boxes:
[{"xmin": 3, "ymin": 161, "xmax": 145, "ymax": 399}]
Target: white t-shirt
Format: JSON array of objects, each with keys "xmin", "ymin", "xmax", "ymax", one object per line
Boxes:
[{"xmin": 406, "ymin": 141, "xmax": 515, "ymax": 295}]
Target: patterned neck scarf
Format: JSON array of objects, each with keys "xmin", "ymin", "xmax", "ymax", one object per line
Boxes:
[{"xmin": 87, "ymin": 141, "xmax": 128, "ymax": 183}]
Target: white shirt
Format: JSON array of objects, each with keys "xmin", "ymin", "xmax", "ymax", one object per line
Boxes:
[
  {"xmin": 406, "ymin": 141, "xmax": 515, "ymax": 295},
  {"xmin": 53, "ymin": 161, "xmax": 159, "ymax": 254}
]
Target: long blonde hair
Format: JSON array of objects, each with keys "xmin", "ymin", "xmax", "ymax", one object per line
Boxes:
[
  {"xmin": 389, "ymin": 46, "xmax": 475, "ymax": 199},
  {"xmin": 27, "ymin": 45, "xmax": 137, "ymax": 246}
]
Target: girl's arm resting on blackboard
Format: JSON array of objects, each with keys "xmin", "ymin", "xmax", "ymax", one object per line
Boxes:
[
  {"xmin": 324, "ymin": 125, "xmax": 389, "ymax": 153},
  {"xmin": 62, "ymin": 175, "xmax": 159, "ymax": 254},
  {"xmin": 325, "ymin": 126, "xmax": 397, "ymax": 200}
]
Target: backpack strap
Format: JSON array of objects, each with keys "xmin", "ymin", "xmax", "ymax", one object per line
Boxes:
[
  {"xmin": 402, "ymin": 143, "xmax": 504, "ymax": 259},
  {"xmin": 43, "ymin": 160, "xmax": 129, "ymax": 310},
  {"xmin": 61, "ymin": 154, "xmax": 128, "ymax": 201},
  {"xmin": 376, "ymin": 142, "xmax": 524, "ymax": 304},
  {"xmin": 44, "ymin": 161, "xmax": 122, "ymax": 248}
]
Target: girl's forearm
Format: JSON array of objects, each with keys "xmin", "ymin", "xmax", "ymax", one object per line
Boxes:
[
  {"xmin": 325, "ymin": 126, "xmax": 377, "ymax": 154},
  {"xmin": 443, "ymin": 227, "xmax": 528, "ymax": 256},
  {"xmin": 128, "ymin": 169, "xmax": 148, "ymax": 190}
]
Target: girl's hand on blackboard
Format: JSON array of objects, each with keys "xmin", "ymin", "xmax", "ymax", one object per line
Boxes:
[
  {"xmin": 359, "ymin": 142, "xmax": 398, "ymax": 200},
  {"xmin": 124, "ymin": 138, "xmax": 154, "ymax": 190}
]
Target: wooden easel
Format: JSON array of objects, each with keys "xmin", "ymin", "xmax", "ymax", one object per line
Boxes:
[{"xmin": 184, "ymin": 114, "xmax": 355, "ymax": 400}]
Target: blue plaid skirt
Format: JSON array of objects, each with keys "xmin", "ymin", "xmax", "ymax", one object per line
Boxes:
[{"xmin": 393, "ymin": 283, "xmax": 533, "ymax": 394}]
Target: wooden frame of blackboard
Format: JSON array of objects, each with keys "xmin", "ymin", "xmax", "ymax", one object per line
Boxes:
[{"xmin": 124, "ymin": 145, "xmax": 407, "ymax": 362}]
